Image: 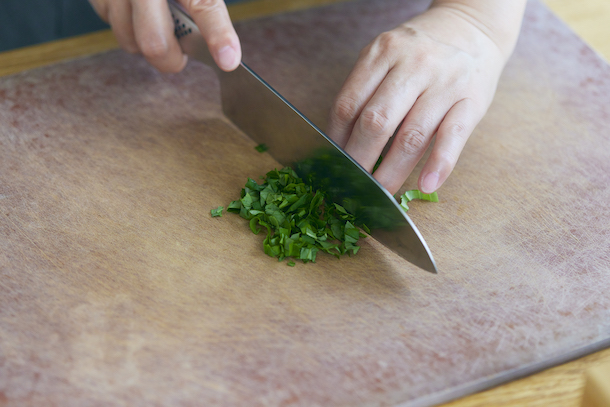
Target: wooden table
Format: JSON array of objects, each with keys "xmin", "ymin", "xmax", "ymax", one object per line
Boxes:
[{"xmin": 1, "ymin": 0, "xmax": 609, "ymax": 405}]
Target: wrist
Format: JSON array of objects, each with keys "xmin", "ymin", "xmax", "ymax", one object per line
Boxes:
[{"xmin": 406, "ymin": 0, "xmax": 525, "ymax": 62}]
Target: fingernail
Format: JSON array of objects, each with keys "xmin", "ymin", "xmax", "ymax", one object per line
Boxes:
[
  {"xmin": 217, "ymin": 45, "xmax": 237, "ymax": 70},
  {"xmin": 421, "ymin": 172, "xmax": 439, "ymax": 193}
]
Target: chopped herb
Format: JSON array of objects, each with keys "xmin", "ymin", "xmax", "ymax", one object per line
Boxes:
[
  {"xmin": 255, "ymin": 143, "xmax": 269, "ymax": 153},
  {"xmin": 211, "ymin": 206, "xmax": 224, "ymax": 217},
  {"xmin": 227, "ymin": 167, "xmax": 368, "ymax": 264},
  {"xmin": 287, "ymin": 261, "xmax": 296, "ymax": 267},
  {"xmin": 399, "ymin": 190, "xmax": 439, "ymax": 212},
  {"xmin": 372, "ymin": 155, "xmax": 383, "ymax": 173}
]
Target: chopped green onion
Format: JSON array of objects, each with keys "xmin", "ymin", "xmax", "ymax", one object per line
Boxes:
[
  {"xmin": 255, "ymin": 143, "xmax": 269, "ymax": 153},
  {"xmin": 372, "ymin": 155, "xmax": 383, "ymax": 173},
  {"xmin": 399, "ymin": 189, "xmax": 439, "ymax": 212},
  {"xmin": 210, "ymin": 206, "xmax": 224, "ymax": 217},
  {"xmin": 226, "ymin": 167, "xmax": 369, "ymax": 264}
]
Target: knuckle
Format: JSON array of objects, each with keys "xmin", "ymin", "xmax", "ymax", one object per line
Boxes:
[
  {"xmin": 359, "ymin": 107, "xmax": 393, "ymax": 135},
  {"xmin": 188, "ymin": 0, "xmax": 222, "ymax": 13},
  {"xmin": 412, "ymin": 48, "xmax": 434, "ymax": 67},
  {"xmin": 395, "ymin": 126, "xmax": 429, "ymax": 155},
  {"xmin": 444, "ymin": 120, "xmax": 469, "ymax": 140},
  {"xmin": 332, "ymin": 95, "xmax": 360, "ymax": 124},
  {"xmin": 139, "ymin": 36, "xmax": 170, "ymax": 59},
  {"xmin": 447, "ymin": 66, "xmax": 471, "ymax": 89},
  {"xmin": 365, "ymin": 30, "xmax": 403, "ymax": 61},
  {"xmin": 375, "ymin": 30, "xmax": 400, "ymax": 50}
]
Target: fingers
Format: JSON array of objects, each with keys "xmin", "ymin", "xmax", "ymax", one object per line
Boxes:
[
  {"xmin": 132, "ymin": 0, "xmax": 187, "ymax": 73},
  {"xmin": 417, "ymin": 99, "xmax": 479, "ymax": 193},
  {"xmin": 90, "ymin": 0, "xmax": 139, "ymax": 54},
  {"xmin": 342, "ymin": 70, "xmax": 423, "ymax": 173},
  {"xmin": 324, "ymin": 8, "xmax": 511, "ymax": 197},
  {"xmin": 181, "ymin": 0, "xmax": 241, "ymax": 71},
  {"xmin": 328, "ymin": 36, "xmax": 431, "ymax": 174},
  {"xmin": 327, "ymin": 44, "xmax": 392, "ymax": 148},
  {"xmin": 372, "ymin": 91, "xmax": 455, "ymax": 194},
  {"xmin": 373, "ymin": 98, "xmax": 479, "ymax": 195},
  {"xmin": 92, "ymin": 0, "xmax": 240, "ymax": 73},
  {"xmin": 106, "ymin": 0, "xmax": 139, "ymax": 53},
  {"xmin": 334, "ymin": 68, "xmax": 479, "ymax": 196}
]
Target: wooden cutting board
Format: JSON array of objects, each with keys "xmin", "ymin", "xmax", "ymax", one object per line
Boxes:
[{"xmin": 1, "ymin": 0, "xmax": 609, "ymax": 406}]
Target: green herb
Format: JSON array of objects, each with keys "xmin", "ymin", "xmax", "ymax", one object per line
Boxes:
[
  {"xmin": 399, "ymin": 190, "xmax": 439, "ymax": 212},
  {"xmin": 287, "ymin": 261, "xmax": 296, "ymax": 267},
  {"xmin": 255, "ymin": 143, "xmax": 269, "ymax": 153},
  {"xmin": 227, "ymin": 167, "xmax": 368, "ymax": 264},
  {"xmin": 211, "ymin": 206, "xmax": 224, "ymax": 217},
  {"xmin": 372, "ymin": 155, "xmax": 383, "ymax": 173}
]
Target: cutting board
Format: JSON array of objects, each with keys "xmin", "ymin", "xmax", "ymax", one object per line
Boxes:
[{"xmin": 1, "ymin": 0, "xmax": 610, "ymax": 406}]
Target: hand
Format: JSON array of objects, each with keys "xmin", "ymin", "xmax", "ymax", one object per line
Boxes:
[
  {"xmin": 326, "ymin": 2, "xmax": 525, "ymax": 195},
  {"xmin": 88, "ymin": 0, "xmax": 241, "ymax": 73}
]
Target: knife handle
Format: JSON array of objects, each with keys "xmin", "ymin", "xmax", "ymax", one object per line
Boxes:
[{"xmin": 168, "ymin": 0, "xmax": 217, "ymax": 69}]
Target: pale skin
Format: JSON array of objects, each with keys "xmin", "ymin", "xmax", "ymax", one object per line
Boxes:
[{"xmin": 89, "ymin": 0, "xmax": 527, "ymax": 195}]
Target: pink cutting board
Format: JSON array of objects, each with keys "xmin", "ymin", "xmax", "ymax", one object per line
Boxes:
[{"xmin": 1, "ymin": 0, "xmax": 609, "ymax": 406}]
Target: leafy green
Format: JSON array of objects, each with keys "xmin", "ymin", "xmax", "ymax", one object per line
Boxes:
[
  {"xmin": 255, "ymin": 143, "xmax": 269, "ymax": 153},
  {"xmin": 371, "ymin": 156, "xmax": 440, "ymax": 212},
  {"xmin": 210, "ymin": 206, "xmax": 224, "ymax": 217},
  {"xmin": 227, "ymin": 167, "xmax": 368, "ymax": 264},
  {"xmin": 372, "ymin": 155, "xmax": 383, "ymax": 173},
  {"xmin": 399, "ymin": 190, "xmax": 439, "ymax": 212}
]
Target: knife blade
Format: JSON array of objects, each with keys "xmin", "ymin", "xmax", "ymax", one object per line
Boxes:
[{"xmin": 168, "ymin": 0, "xmax": 438, "ymax": 273}]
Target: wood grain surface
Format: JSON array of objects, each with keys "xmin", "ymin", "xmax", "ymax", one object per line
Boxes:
[{"xmin": 1, "ymin": 0, "xmax": 610, "ymax": 406}]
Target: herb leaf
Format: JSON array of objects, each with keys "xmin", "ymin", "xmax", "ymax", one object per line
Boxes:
[
  {"xmin": 227, "ymin": 167, "xmax": 368, "ymax": 264},
  {"xmin": 211, "ymin": 206, "xmax": 224, "ymax": 217},
  {"xmin": 399, "ymin": 190, "xmax": 439, "ymax": 212},
  {"xmin": 255, "ymin": 143, "xmax": 269, "ymax": 153}
]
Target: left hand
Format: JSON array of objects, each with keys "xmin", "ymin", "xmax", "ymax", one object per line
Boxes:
[
  {"xmin": 88, "ymin": 0, "xmax": 241, "ymax": 73},
  {"xmin": 326, "ymin": 3, "xmax": 523, "ymax": 195}
]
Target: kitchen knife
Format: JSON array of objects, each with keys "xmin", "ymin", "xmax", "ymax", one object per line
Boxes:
[{"xmin": 168, "ymin": 0, "xmax": 438, "ymax": 273}]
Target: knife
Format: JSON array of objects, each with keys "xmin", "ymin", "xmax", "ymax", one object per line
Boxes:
[{"xmin": 168, "ymin": 0, "xmax": 438, "ymax": 273}]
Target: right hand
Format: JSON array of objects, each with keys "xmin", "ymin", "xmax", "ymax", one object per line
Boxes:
[
  {"xmin": 88, "ymin": 0, "xmax": 241, "ymax": 73},
  {"xmin": 326, "ymin": 1, "xmax": 526, "ymax": 195}
]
